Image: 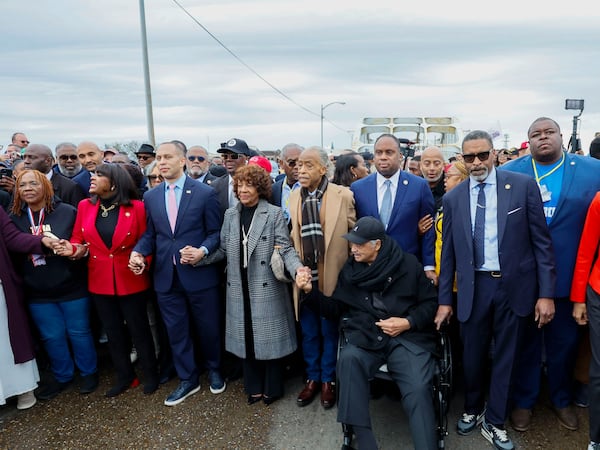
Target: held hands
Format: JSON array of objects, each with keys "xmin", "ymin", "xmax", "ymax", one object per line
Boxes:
[
  {"xmin": 573, "ymin": 303, "xmax": 588, "ymax": 326},
  {"xmin": 41, "ymin": 236, "xmax": 60, "ymax": 250},
  {"xmin": 376, "ymin": 317, "xmax": 410, "ymax": 337},
  {"xmin": 434, "ymin": 305, "xmax": 453, "ymax": 330},
  {"xmin": 128, "ymin": 252, "xmax": 146, "ymax": 275},
  {"xmin": 179, "ymin": 245, "xmax": 205, "ymax": 265},
  {"xmin": 51, "ymin": 239, "xmax": 74, "ymax": 257},
  {"xmin": 535, "ymin": 297, "xmax": 555, "ymax": 328},
  {"xmin": 295, "ymin": 266, "xmax": 312, "ymax": 293}
]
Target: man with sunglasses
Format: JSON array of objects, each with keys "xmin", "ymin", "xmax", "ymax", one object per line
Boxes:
[
  {"xmin": 186, "ymin": 146, "xmax": 216, "ymax": 185},
  {"xmin": 435, "ymin": 130, "xmax": 555, "ymax": 450},
  {"xmin": 211, "ymin": 138, "xmax": 251, "ymax": 218},
  {"xmin": 11, "ymin": 132, "xmax": 29, "ymax": 151},
  {"xmin": 272, "ymin": 143, "xmax": 303, "ymax": 226},
  {"xmin": 54, "ymin": 143, "xmax": 83, "ymax": 178},
  {"xmin": 135, "ymin": 144, "xmax": 156, "ymax": 175}
]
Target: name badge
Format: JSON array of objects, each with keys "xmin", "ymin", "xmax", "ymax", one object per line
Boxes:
[{"xmin": 539, "ymin": 184, "xmax": 552, "ymax": 202}]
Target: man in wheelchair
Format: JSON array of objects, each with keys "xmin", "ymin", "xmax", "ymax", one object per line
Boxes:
[{"xmin": 297, "ymin": 216, "xmax": 439, "ymax": 449}]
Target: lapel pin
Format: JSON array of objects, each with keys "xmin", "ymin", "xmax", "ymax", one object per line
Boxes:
[
  {"xmin": 125, "ymin": 212, "xmax": 131, "ymax": 217},
  {"xmin": 186, "ymin": 190, "xmax": 191, "ymax": 194},
  {"xmin": 403, "ymin": 179, "xmax": 408, "ymax": 185},
  {"xmin": 570, "ymin": 161, "xmax": 575, "ymax": 165},
  {"xmin": 505, "ymin": 184, "xmax": 511, "ymax": 190}
]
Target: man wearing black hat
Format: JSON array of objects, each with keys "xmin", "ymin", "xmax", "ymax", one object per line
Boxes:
[
  {"xmin": 297, "ymin": 216, "xmax": 438, "ymax": 449},
  {"xmin": 136, "ymin": 144, "xmax": 156, "ymax": 175},
  {"xmin": 211, "ymin": 138, "xmax": 251, "ymax": 218}
]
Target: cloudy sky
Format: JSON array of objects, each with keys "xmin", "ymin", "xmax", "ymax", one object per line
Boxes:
[{"xmin": 2, "ymin": 0, "xmax": 599, "ymax": 155}]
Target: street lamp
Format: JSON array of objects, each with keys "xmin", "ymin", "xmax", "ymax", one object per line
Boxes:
[{"xmin": 321, "ymin": 101, "xmax": 346, "ymax": 148}]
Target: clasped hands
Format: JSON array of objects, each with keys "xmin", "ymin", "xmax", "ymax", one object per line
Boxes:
[{"xmin": 295, "ymin": 266, "xmax": 312, "ymax": 292}]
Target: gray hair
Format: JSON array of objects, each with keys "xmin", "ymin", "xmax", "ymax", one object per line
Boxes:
[
  {"xmin": 55, "ymin": 142, "xmax": 77, "ymax": 154},
  {"xmin": 281, "ymin": 143, "xmax": 304, "ymax": 159},
  {"xmin": 462, "ymin": 130, "xmax": 493, "ymax": 150},
  {"xmin": 303, "ymin": 145, "xmax": 333, "ymax": 177}
]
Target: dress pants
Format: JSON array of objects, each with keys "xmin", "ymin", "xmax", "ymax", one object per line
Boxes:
[
  {"xmin": 586, "ymin": 286, "xmax": 600, "ymax": 442},
  {"xmin": 299, "ymin": 303, "xmax": 338, "ymax": 382},
  {"xmin": 512, "ymin": 298, "xmax": 579, "ymax": 409},
  {"xmin": 460, "ymin": 273, "xmax": 525, "ymax": 426},
  {"xmin": 93, "ymin": 291, "xmax": 158, "ymax": 386},
  {"xmin": 157, "ymin": 270, "xmax": 221, "ymax": 383},
  {"xmin": 337, "ymin": 340, "xmax": 436, "ymax": 450}
]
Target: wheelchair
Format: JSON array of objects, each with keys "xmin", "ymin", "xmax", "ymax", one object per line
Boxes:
[{"xmin": 338, "ymin": 322, "xmax": 453, "ymax": 450}]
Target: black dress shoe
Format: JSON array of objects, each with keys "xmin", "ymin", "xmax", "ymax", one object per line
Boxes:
[
  {"xmin": 79, "ymin": 373, "xmax": 99, "ymax": 395},
  {"xmin": 247, "ymin": 395, "xmax": 263, "ymax": 405},
  {"xmin": 36, "ymin": 378, "xmax": 72, "ymax": 401},
  {"xmin": 263, "ymin": 395, "xmax": 280, "ymax": 406},
  {"xmin": 143, "ymin": 380, "xmax": 159, "ymax": 395},
  {"xmin": 105, "ymin": 378, "xmax": 139, "ymax": 398}
]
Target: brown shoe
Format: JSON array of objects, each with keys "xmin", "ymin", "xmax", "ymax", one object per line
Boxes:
[
  {"xmin": 321, "ymin": 382, "xmax": 335, "ymax": 409},
  {"xmin": 553, "ymin": 405, "xmax": 579, "ymax": 431},
  {"xmin": 297, "ymin": 380, "xmax": 320, "ymax": 407},
  {"xmin": 510, "ymin": 408, "xmax": 532, "ymax": 432}
]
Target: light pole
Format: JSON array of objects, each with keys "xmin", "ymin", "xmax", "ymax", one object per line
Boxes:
[
  {"xmin": 321, "ymin": 101, "xmax": 345, "ymax": 148},
  {"xmin": 139, "ymin": 0, "xmax": 156, "ymax": 147}
]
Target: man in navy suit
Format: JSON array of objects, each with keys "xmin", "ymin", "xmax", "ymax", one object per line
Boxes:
[
  {"xmin": 502, "ymin": 117, "xmax": 600, "ymax": 432},
  {"xmin": 130, "ymin": 141, "xmax": 225, "ymax": 406},
  {"xmin": 350, "ymin": 134, "xmax": 437, "ymax": 283},
  {"xmin": 435, "ymin": 130, "xmax": 555, "ymax": 450}
]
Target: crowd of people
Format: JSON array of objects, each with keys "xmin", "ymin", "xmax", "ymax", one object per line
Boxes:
[{"xmin": 1, "ymin": 123, "xmax": 600, "ymax": 450}]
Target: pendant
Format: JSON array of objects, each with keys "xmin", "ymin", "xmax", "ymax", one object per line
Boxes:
[{"xmin": 101, "ymin": 210, "xmax": 109, "ymax": 218}]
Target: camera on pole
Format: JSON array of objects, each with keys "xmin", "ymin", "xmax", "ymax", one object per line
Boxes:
[{"xmin": 565, "ymin": 99, "xmax": 584, "ymax": 153}]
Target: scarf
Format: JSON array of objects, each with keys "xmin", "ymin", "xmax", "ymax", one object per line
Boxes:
[
  {"xmin": 300, "ymin": 175, "xmax": 328, "ymax": 278},
  {"xmin": 346, "ymin": 236, "xmax": 404, "ymax": 293}
]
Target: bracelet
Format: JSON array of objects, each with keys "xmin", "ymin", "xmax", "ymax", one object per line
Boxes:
[{"xmin": 70, "ymin": 244, "xmax": 78, "ymax": 256}]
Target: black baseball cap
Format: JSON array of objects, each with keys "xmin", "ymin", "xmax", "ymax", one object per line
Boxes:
[
  {"xmin": 342, "ymin": 216, "xmax": 386, "ymax": 244},
  {"xmin": 218, "ymin": 138, "xmax": 251, "ymax": 156}
]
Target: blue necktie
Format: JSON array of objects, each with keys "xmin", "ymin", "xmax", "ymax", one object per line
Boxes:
[
  {"xmin": 473, "ymin": 183, "xmax": 486, "ymax": 269},
  {"xmin": 380, "ymin": 179, "xmax": 392, "ymax": 228}
]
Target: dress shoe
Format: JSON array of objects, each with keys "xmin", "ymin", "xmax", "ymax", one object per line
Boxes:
[
  {"xmin": 105, "ymin": 378, "xmax": 139, "ymax": 398},
  {"xmin": 553, "ymin": 405, "xmax": 578, "ymax": 431},
  {"xmin": 297, "ymin": 380, "xmax": 320, "ymax": 407},
  {"xmin": 36, "ymin": 378, "xmax": 72, "ymax": 401},
  {"xmin": 159, "ymin": 366, "xmax": 176, "ymax": 385},
  {"xmin": 247, "ymin": 394, "xmax": 263, "ymax": 405},
  {"xmin": 321, "ymin": 382, "xmax": 335, "ymax": 409},
  {"xmin": 263, "ymin": 395, "xmax": 281, "ymax": 406},
  {"xmin": 164, "ymin": 380, "xmax": 200, "ymax": 406},
  {"xmin": 143, "ymin": 377, "xmax": 159, "ymax": 395},
  {"xmin": 510, "ymin": 408, "xmax": 532, "ymax": 432},
  {"xmin": 17, "ymin": 390, "xmax": 37, "ymax": 410},
  {"xmin": 79, "ymin": 373, "xmax": 99, "ymax": 395}
]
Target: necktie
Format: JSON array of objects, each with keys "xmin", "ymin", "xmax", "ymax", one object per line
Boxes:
[
  {"xmin": 380, "ymin": 179, "xmax": 392, "ymax": 228},
  {"xmin": 168, "ymin": 184, "xmax": 178, "ymax": 232},
  {"xmin": 473, "ymin": 183, "xmax": 486, "ymax": 269}
]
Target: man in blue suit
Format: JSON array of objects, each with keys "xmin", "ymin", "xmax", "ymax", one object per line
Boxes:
[
  {"xmin": 435, "ymin": 130, "xmax": 555, "ymax": 450},
  {"xmin": 130, "ymin": 141, "xmax": 225, "ymax": 406},
  {"xmin": 502, "ymin": 117, "xmax": 600, "ymax": 432},
  {"xmin": 350, "ymin": 134, "xmax": 437, "ymax": 283}
]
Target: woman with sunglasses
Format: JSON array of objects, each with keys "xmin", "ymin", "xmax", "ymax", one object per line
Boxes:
[{"xmin": 55, "ymin": 164, "xmax": 159, "ymax": 397}]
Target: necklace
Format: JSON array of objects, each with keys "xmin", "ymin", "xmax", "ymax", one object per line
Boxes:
[{"xmin": 100, "ymin": 204, "xmax": 117, "ymax": 218}]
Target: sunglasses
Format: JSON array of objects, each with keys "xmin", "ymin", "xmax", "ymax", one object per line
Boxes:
[
  {"xmin": 20, "ymin": 140, "xmax": 30, "ymax": 144},
  {"xmin": 221, "ymin": 153, "xmax": 240, "ymax": 160},
  {"xmin": 137, "ymin": 155, "xmax": 153, "ymax": 161},
  {"xmin": 462, "ymin": 150, "xmax": 491, "ymax": 163},
  {"xmin": 59, "ymin": 154, "xmax": 79, "ymax": 161},
  {"xmin": 187, "ymin": 156, "xmax": 206, "ymax": 162},
  {"xmin": 286, "ymin": 159, "xmax": 298, "ymax": 167},
  {"xmin": 147, "ymin": 175, "xmax": 163, "ymax": 181}
]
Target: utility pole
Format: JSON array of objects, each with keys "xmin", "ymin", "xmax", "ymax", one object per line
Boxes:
[{"xmin": 139, "ymin": 0, "xmax": 156, "ymax": 147}]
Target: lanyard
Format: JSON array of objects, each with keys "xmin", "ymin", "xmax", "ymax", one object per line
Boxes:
[
  {"xmin": 27, "ymin": 207, "xmax": 45, "ymax": 235},
  {"xmin": 531, "ymin": 152, "xmax": 565, "ymax": 184}
]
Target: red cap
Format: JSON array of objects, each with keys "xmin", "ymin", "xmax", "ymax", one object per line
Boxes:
[
  {"xmin": 248, "ymin": 155, "xmax": 272, "ymax": 173},
  {"xmin": 519, "ymin": 141, "xmax": 529, "ymax": 150}
]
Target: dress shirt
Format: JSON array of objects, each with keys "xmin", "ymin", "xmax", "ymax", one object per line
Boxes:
[
  {"xmin": 281, "ymin": 177, "xmax": 300, "ymax": 223},
  {"xmin": 469, "ymin": 168, "xmax": 500, "ymax": 271},
  {"xmin": 376, "ymin": 171, "xmax": 400, "ymax": 212}
]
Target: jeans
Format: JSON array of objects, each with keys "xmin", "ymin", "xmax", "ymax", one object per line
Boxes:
[
  {"xmin": 299, "ymin": 303, "xmax": 338, "ymax": 382},
  {"xmin": 29, "ymin": 298, "xmax": 97, "ymax": 382}
]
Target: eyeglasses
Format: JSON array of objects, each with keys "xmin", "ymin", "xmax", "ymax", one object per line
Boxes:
[
  {"xmin": 462, "ymin": 150, "xmax": 491, "ymax": 163},
  {"xmin": 187, "ymin": 156, "xmax": 206, "ymax": 162},
  {"xmin": 137, "ymin": 155, "xmax": 153, "ymax": 161},
  {"xmin": 20, "ymin": 140, "xmax": 30, "ymax": 144},
  {"xmin": 147, "ymin": 175, "xmax": 163, "ymax": 181},
  {"xmin": 286, "ymin": 159, "xmax": 298, "ymax": 167},
  {"xmin": 59, "ymin": 154, "xmax": 79, "ymax": 161},
  {"xmin": 221, "ymin": 153, "xmax": 240, "ymax": 160}
]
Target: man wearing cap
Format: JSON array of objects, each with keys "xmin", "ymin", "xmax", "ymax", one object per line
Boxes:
[
  {"xmin": 103, "ymin": 148, "xmax": 117, "ymax": 163},
  {"xmin": 289, "ymin": 146, "xmax": 355, "ymax": 410},
  {"xmin": 272, "ymin": 143, "xmax": 303, "ymax": 226},
  {"xmin": 186, "ymin": 145, "xmax": 217, "ymax": 185},
  {"xmin": 136, "ymin": 144, "xmax": 156, "ymax": 175},
  {"xmin": 297, "ymin": 216, "xmax": 438, "ymax": 449},
  {"xmin": 211, "ymin": 138, "xmax": 251, "ymax": 217},
  {"xmin": 518, "ymin": 141, "xmax": 530, "ymax": 158}
]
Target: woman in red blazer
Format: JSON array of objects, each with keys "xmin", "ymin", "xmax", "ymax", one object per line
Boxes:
[
  {"xmin": 572, "ymin": 191, "xmax": 600, "ymax": 449},
  {"xmin": 57, "ymin": 163, "xmax": 158, "ymax": 397}
]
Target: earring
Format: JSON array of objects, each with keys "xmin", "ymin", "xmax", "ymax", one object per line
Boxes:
[{"xmin": 110, "ymin": 186, "xmax": 115, "ymax": 191}]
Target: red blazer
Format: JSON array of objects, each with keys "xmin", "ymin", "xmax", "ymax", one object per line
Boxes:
[
  {"xmin": 71, "ymin": 199, "xmax": 151, "ymax": 296},
  {"xmin": 571, "ymin": 192, "xmax": 600, "ymax": 302}
]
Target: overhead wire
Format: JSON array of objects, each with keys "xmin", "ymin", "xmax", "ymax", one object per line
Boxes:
[{"xmin": 169, "ymin": 0, "xmax": 348, "ymax": 133}]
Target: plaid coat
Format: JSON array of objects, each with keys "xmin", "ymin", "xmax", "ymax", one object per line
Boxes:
[{"xmin": 221, "ymin": 199, "xmax": 303, "ymax": 360}]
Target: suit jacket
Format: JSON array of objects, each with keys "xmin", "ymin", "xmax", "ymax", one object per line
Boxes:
[
  {"xmin": 0, "ymin": 208, "xmax": 44, "ymax": 363},
  {"xmin": 210, "ymin": 174, "xmax": 231, "ymax": 219},
  {"xmin": 289, "ymin": 182, "xmax": 356, "ymax": 317},
  {"xmin": 271, "ymin": 178, "xmax": 284, "ymax": 207},
  {"xmin": 72, "ymin": 169, "xmax": 92, "ymax": 197},
  {"xmin": 221, "ymin": 199, "xmax": 302, "ymax": 359},
  {"xmin": 71, "ymin": 199, "xmax": 151, "ymax": 296},
  {"xmin": 351, "ymin": 171, "xmax": 435, "ymax": 266},
  {"xmin": 438, "ymin": 170, "xmax": 556, "ymax": 322},
  {"xmin": 502, "ymin": 153, "xmax": 600, "ymax": 297},
  {"xmin": 134, "ymin": 176, "xmax": 222, "ymax": 294},
  {"xmin": 201, "ymin": 172, "xmax": 218, "ymax": 185},
  {"xmin": 51, "ymin": 172, "xmax": 86, "ymax": 207}
]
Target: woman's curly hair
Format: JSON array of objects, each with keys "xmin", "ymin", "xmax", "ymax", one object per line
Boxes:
[{"xmin": 233, "ymin": 164, "xmax": 272, "ymax": 201}]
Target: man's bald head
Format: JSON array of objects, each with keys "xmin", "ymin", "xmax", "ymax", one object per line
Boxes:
[
  {"xmin": 420, "ymin": 146, "xmax": 445, "ymax": 185},
  {"xmin": 77, "ymin": 141, "xmax": 104, "ymax": 172},
  {"xmin": 23, "ymin": 144, "xmax": 54, "ymax": 173}
]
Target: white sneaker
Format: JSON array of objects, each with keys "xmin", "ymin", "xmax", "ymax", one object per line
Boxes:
[
  {"xmin": 17, "ymin": 390, "xmax": 37, "ymax": 410},
  {"xmin": 481, "ymin": 419, "xmax": 514, "ymax": 450},
  {"xmin": 130, "ymin": 347, "xmax": 138, "ymax": 364}
]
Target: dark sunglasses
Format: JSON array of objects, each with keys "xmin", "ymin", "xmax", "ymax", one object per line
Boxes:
[
  {"xmin": 137, "ymin": 155, "xmax": 153, "ymax": 161},
  {"xmin": 20, "ymin": 140, "xmax": 30, "ymax": 144},
  {"xmin": 286, "ymin": 159, "xmax": 298, "ymax": 167},
  {"xmin": 147, "ymin": 175, "xmax": 163, "ymax": 181},
  {"xmin": 221, "ymin": 153, "xmax": 240, "ymax": 160},
  {"xmin": 462, "ymin": 150, "xmax": 491, "ymax": 163},
  {"xmin": 59, "ymin": 154, "xmax": 79, "ymax": 161},
  {"xmin": 187, "ymin": 156, "xmax": 206, "ymax": 162}
]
